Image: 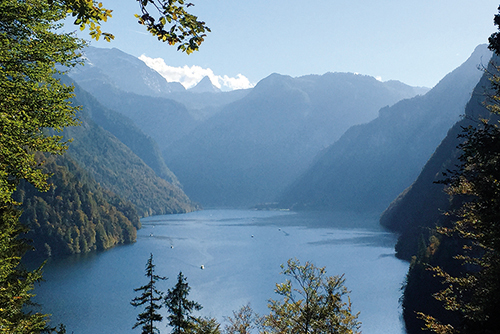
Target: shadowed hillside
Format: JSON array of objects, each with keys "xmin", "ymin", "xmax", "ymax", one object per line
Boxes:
[
  {"xmin": 278, "ymin": 45, "xmax": 491, "ymax": 214},
  {"xmin": 164, "ymin": 72, "xmax": 426, "ymax": 207}
]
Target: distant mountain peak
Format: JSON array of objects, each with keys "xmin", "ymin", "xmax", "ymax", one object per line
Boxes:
[
  {"xmin": 189, "ymin": 76, "xmax": 221, "ymax": 93},
  {"xmin": 69, "ymin": 46, "xmax": 185, "ymax": 96}
]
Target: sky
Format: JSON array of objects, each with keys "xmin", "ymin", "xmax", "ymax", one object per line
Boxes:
[{"xmin": 74, "ymin": 1, "xmax": 500, "ymax": 90}]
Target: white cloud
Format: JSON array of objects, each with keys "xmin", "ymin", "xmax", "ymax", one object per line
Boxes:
[{"xmin": 138, "ymin": 55, "xmax": 255, "ymax": 91}]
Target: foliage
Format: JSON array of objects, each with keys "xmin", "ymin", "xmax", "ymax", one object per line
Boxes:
[
  {"xmin": 63, "ymin": 0, "xmax": 114, "ymax": 41},
  {"xmin": 223, "ymin": 304, "xmax": 260, "ymax": 334},
  {"xmin": 63, "ymin": 0, "xmax": 209, "ymax": 53},
  {"xmin": 0, "ymin": 0, "xmax": 82, "ymax": 206},
  {"xmin": 261, "ymin": 258, "xmax": 361, "ymax": 334},
  {"xmin": 0, "ymin": 206, "xmax": 49, "ymax": 333},
  {"xmin": 190, "ymin": 317, "xmax": 221, "ymax": 334},
  {"xmin": 131, "ymin": 254, "xmax": 168, "ymax": 334},
  {"xmin": 0, "ymin": 0, "xmax": 84, "ymax": 331},
  {"xmin": 135, "ymin": 0, "xmax": 210, "ymax": 54},
  {"xmin": 414, "ymin": 8, "xmax": 500, "ymax": 334},
  {"xmin": 16, "ymin": 153, "xmax": 139, "ymax": 257},
  {"xmin": 164, "ymin": 272, "xmax": 202, "ymax": 334}
]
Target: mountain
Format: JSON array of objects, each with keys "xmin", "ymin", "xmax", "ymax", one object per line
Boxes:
[
  {"xmin": 66, "ymin": 73, "xmax": 199, "ymax": 150},
  {"xmin": 70, "ymin": 46, "xmax": 185, "ymax": 96},
  {"xmin": 17, "ymin": 74, "xmax": 200, "ymax": 257},
  {"xmin": 382, "ymin": 54, "xmax": 500, "ymax": 334},
  {"xmin": 62, "ymin": 81, "xmax": 199, "ymax": 217},
  {"xmin": 380, "ymin": 51, "xmax": 498, "ymax": 260},
  {"xmin": 68, "ymin": 47, "xmax": 251, "ymax": 141},
  {"xmin": 60, "ymin": 75, "xmax": 182, "ymax": 188},
  {"xmin": 163, "ymin": 72, "xmax": 427, "ymax": 208},
  {"xmin": 278, "ymin": 45, "xmax": 491, "ymax": 214},
  {"xmin": 188, "ymin": 76, "xmax": 221, "ymax": 93}
]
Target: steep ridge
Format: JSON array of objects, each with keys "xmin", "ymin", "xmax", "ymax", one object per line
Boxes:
[
  {"xmin": 278, "ymin": 45, "xmax": 491, "ymax": 214},
  {"xmin": 380, "ymin": 52, "xmax": 498, "ymax": 260},
  {"xmin": 70, "ymin": 46, "xmax": 185, "ymax": 96},
  {"xmin": 63, "ymin": 88, "xmax": 199, "ymax": 217},
  {"xmin": 67, "ymin": 77, "xmax": 198, "ymax": 150},
  {"xmin": 60, "ymin": 75, "xmax": 182, "ymax": 188},
  {"xmin": 164, "ymin": 72, "xmax": 426, "ymax": 207}
]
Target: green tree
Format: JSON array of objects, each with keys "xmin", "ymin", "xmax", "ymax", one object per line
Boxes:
[
  {"xmin": 64, "ymin": 0, "xmax": 209, "ymax": 53},
  {"xmin": 262, "ymin": 258, "xmax": 361, "ymax": 334},
  {"xmin": 131, "ymin": 254, "xmax": 167, "ymax": 334},
  {"xmin": 416, "ymin": 7, "xmax": 500, "ymax": 334},
  {"xmin": 0, "ymin": 207, "xmax": 49, "ymax": 332},
  {"xmin": 0, "ymin": 0, "xmax": 82, "ymax": 206},
  {"xmin": 164, "ymin": 271, "xmax": 202, "ymax": 334},
  {"xmin": 0, "ymin": 0, "xmax": 204, "ymax": 331},
  {"xmin": 0, "ymin": 0, "xmax": 83, "ymax": 332}
]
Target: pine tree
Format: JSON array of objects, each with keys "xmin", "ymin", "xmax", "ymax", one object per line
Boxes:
[
  {"xmin": 131, "ymin": 254, "xmax": 167, "ymax": 334},
  {"xmin": 164, "ymin": 272, "xmax": 202, "ymax": 334}
]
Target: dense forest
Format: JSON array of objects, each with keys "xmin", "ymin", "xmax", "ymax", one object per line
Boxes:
[{"xmin": 15, "ymin": 153, "xmax": 140, "ymax": 257}]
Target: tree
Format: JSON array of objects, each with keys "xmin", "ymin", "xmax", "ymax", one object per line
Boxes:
[
  {"xmin": 223, "ymin": 304, "xmax": 260, "ymax": 334},
  {"xmin": 416, "ymin": 7, "xmax": 500, "ymax": 334},
  {"xmin": 0, "ymin": 0, "xmax": 82, "ymax": 206},
  {"xmin": 164, "ymin": 271, "xmax": 202, "ymax": 334},
  {"xmin": 64, "ymin": 0, "xmax": 210, "ymax": 53},
  {"xmin": 0, "ymin": 0, "xmax": 83, "ymax": 332},
  {"xmin": 190, "ymin": 317, "xmax": 221, "ymax": 334},
  {"xmin": 131, "ymin": 254, "xmax": 167, "ymax": 334},
  {"xmin": 0, "ymin": 0, "xmax": 205, "ymax": 331},
  {"xmin": 262, "ymin": 258, "xmax": 361, "ymax": 334}
]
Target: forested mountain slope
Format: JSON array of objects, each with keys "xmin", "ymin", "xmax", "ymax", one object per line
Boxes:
[
  {"xmin": 16, "ymin": 154, "xmax": 140, "ymax": 257},
  {"xmin": 61, "ymin": 75, "xmax": 182, "ymax": 188},
  {"xmin": 62, "ymin": 98, "xmax": 199, "ymax": 217},
  {"xmin": 164, "ymin": 72, "xmax": 427, "ymax": 207},
  {"xmin": 278, "ymin": 45, "xmax": 491, "ymax": 213},
  {"xmin": 17, "ymin": 78, "xmax": 199, "ymax": 257}
]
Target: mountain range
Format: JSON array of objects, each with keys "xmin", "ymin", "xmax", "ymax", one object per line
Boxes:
[
  {"xmin": 278, "ymin": 45, "xmax": 491, "ymax": 213},
  {"xmin": 162, "ymin": 72, "xmax": 427, "ymax": 207},
  {"xmin": 30, "ymin": 43, "xmax": 499, "ymax": 333}
]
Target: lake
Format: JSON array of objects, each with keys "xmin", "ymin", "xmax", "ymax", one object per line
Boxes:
[{"xmin": 32, "ymin": 209, "xmax": 409, "ymax": 334}]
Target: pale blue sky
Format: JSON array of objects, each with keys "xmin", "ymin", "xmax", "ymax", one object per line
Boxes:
[{"xmin": 78, "ymin": 1, "xmax": 499, "ymax": 88}]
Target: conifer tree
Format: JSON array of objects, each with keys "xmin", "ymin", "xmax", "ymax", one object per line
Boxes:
[
  {"xmin": 131, "ymin": 254, "xmax": 167, "ymax": 334},
  {"xmin": 164, "ymin": 272, "xmax": 202, "ymax": 334}
]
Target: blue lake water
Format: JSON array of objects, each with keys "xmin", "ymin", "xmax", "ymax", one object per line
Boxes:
[{"xmin": 33, "ymin": 209, "xmax": 409, "ymax": 334}]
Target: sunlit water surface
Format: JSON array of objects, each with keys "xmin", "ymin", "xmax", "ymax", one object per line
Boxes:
[{"xmin": 33, "ymin": 209, "xmax": 408, "ymax": 334}]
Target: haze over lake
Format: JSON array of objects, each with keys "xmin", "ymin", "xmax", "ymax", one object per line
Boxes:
[{"xmin": 33, "ymin": 209, "xmax": 408, "ymax": 334}]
